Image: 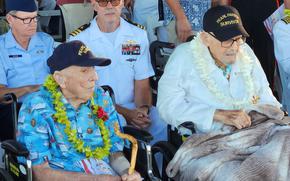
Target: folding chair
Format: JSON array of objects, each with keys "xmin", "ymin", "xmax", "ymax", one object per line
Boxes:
[
  {"xmin": 59, "ymin": 1, "xmax": 94, "ymax": 40},
  {"xmin": 149, "ymin": 40, "xmax": 197, "ymax": 180}
]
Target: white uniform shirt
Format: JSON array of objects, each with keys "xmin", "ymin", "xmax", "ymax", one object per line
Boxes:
[
  {"xmin": 69, "ymin": 18, "xmax": 155, "ymax": 108},
  {"xmin": 157, "ymin": 36, "xmax": 281, "ymax": 133},
  {"xmin": 273, "ymin": 17, "xmax": 290, "ymax": 112}
]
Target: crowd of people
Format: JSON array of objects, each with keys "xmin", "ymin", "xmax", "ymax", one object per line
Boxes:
[{"xmin": 0, "ymin": 0, "xmax": 290, "ymax": 180}]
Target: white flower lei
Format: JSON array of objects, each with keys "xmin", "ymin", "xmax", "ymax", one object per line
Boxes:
[{"xmin": 190, "ymin": 34, "xmax": 256, "ymax": 109}]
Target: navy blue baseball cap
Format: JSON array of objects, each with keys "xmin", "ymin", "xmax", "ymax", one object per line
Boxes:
[
  {"xmin": 203, "ymin": 5, "xmax": 249, "ymax": 42},
  {"xmin": 5, "ymin": 0, "xmax": 37, "ymax": 13},
  {"xmin": 47, "ymin": 41, "xmax": 111, "ymax": 74}
]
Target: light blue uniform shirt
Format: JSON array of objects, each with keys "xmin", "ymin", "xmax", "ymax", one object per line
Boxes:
[
  {"xmin": 273, "ymin": 17, "xmax": 290, "ymax": 113},
  {"xmin": 17, "ymin": 87, "xmax": 124, "ymax": 174},
  {"xmin": 162, "ymin": 0, "xmax": 211, "ymax": 32},
  {"xmin": 0, "ymin": 30, "xmax": 54, "ymax": 101}
]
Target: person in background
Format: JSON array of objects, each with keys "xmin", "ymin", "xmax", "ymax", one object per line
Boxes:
[
  {"xmin": 36, "ymin": 0, "xmax": 56, "ymax": 32},
  {"xmin": 0, "ymin": 0, "xmax": 54, "ymax": 169},
  {"xmin": 158, "ymin": 0, "xmax": 229, "ymax": 44},
  {"xmin": 273, "ymin": 0, "xmax": 290, "ymax": 113},
  {"xmin": 231, "ymin": 0, "xmax": 283, "ymax": 89},
  {"xmin": 0, "ymin": 0, "xmax": 54, "ymax": 101},
  {"xmin": 130, "ymin": 0, "xmax": 161, "ymax": 42}
]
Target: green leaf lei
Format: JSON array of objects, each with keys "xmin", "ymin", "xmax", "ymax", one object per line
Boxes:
[{"xmin": 43, "ymin": 75, "xmax": 112, "ymax": 159}]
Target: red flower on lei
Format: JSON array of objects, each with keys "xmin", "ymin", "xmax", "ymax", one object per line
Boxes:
[{"xmin": 97, "ymin": 107, "xmax": 109, "ymax": 121}]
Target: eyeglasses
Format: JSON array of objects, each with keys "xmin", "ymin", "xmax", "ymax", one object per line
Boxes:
[
  {"xmin": 96, "ymin": 0, "xmax": 121, "ymax": 7},
  {"xmin": 208, "ymin": 33, "xmax": 246, "ymax": 48},
  {"xmin": 9, "ymin": 14, "xmax": 39, "ymax": 24}
]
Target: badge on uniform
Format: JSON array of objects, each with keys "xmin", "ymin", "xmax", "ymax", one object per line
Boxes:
[
  {"xmin": 8, "ymin": 54, "xmax": 22, "ymax": 58},
  {"xmin": 122, "ymin": 40, "xmax": 141, "ymax": 55},
  {"xmin": 36, "ymin": 50, "xmax": 44, "ymax": 54}
]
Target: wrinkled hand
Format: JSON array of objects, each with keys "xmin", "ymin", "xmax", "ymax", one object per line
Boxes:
[
  {"xmin": 175, "ymin": 17, "xmax": 193, "ymax": 42},
  {"xmin": 127, "ymin": 108, "xmax": 151, "ymax": 129},
  {"xmin": 214, "ymin": 110, "xmax": 251, "ymax": 129},
  {"xmin": 121, "ymin": 171, "xmax": 141, "ymax": 181}
]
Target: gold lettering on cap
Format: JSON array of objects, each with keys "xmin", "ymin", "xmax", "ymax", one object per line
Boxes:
[
  {"xmin": 220, "ymin": 19, "xmax": 239, "ymax": 27},
  {"xmin": 216, "ymin": 14, "xmax": 227, "ymax": 23},
  {"xmin": 216, "ymin": 13, "xmax": 240, "ymax": 25},
  {"xmin": 78, "ymin": 45, "xmax": 90, "ymax": 56}
]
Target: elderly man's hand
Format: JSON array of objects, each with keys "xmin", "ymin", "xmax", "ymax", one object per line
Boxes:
[
  {"xmin": 121, "ymin": 171, "xmax": 142, "ymax": 181},
  {"xmin": 127, "ymin": 109, "xmax": 151, "ymax": 129},
  {"xmin": 214, "ymin": 109, "xmax": 251, "ymax": 129}
]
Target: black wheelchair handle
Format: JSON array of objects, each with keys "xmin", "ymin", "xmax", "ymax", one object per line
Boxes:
[
  {"xmin": 123, "ymin": 126, "xmax": 153, "ymax": 144},
  {"xmin": 0, "ymin": 93, "xmax": 17, "ymax": 103},
  {"xmin": 1, "ymin": 139, "xmax": 30, "ymax": 158},
  {"xmin": 179, "ymin": 121, "xmax": 196, "ymax": 134}
]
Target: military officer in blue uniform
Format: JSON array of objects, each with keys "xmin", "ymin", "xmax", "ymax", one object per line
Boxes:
[
  {"xmin": 0, "ymin": 0, "xmax": 54, "ymax": 153},
  {"xmin": 69, "ymin": 0, "xmax": 167, "ymax": 144},
  {"xmin": 273, "ymin": 0, "xmax": 290, "ymax": 113},
  {"xmin": 0, "ymin": 0, "xmax": 54, "ymax": 102}
]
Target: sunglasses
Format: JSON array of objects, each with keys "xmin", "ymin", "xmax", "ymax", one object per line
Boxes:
[{"xmin": 96, "ymin": 0, "xmax": 121, "ymax": 7}]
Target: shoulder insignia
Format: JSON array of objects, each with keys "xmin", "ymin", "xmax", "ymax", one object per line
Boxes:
[
  {"xmin": 69, "ymin": 23, "xmax": 91, "ymax": 36},
  {"xmin": 282, "ymin": 16, "xmax": 290, "ymax": 24},
  {"xmin": 123, "ymin": 18, "xmax": 146, "ymax": 30}
]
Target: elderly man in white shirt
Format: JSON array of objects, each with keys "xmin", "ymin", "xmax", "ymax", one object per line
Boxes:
[{"xmin": 157, "ymin": 5, "xmax": 281, "ymax": 134}]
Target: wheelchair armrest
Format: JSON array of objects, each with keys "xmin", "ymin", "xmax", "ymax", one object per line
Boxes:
[
  {"xmin": 1, "ymin": 139, "xmax": 29, "ymax": 157},
  {"xmin": 123, "ymin": 126, "xmax": 153, "ymax": 144},
  {"xmin": 179, "ymin": 121, "xmax": 196, "ymax": 134}
]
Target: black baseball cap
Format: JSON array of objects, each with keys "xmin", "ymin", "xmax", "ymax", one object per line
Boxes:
[
  {"xmin": 47, "ymin": 40, "xmax": 111, "ymax": 74},
  {"xmin": 203, "ymin": 5, "xmax": 249, "ymax": 42},
  {"xmin": 5, "ymin": 0, "xmax": 37, "ymax": 13}
]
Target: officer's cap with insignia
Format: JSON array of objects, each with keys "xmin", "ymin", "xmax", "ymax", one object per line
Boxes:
[
  {"xmin": 47, "ymin": 41, "xmax": 111, "ymax": 74},
  {"xmin": 5, "ymin": 0, "xmax": 37, "ymax": 14}
]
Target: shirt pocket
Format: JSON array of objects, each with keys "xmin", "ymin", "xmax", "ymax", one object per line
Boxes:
[
  {"xmin": 8, "ymin": 56, "xmax": 34, "ymax": 84},
  {"xmin": 81, "ymin": 126, "xmax": 102, "ymax": 146}
]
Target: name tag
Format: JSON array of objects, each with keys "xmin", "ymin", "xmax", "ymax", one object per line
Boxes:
[{"xmin": 9, "ymin": 54, "xmax": 22, "ymax": 58}]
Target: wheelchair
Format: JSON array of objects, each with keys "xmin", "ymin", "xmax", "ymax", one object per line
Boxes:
[
  {"xmin": 149, "ymin": 40, "xmax": 197, "ymax": 181},
  {"xmin": 0, "ymin": 85, "xmax": 161, "ymax": 181}
]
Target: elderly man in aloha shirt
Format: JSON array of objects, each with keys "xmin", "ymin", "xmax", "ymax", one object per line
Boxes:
[{"xmin": 17, "ymin": 41, "xmax": 141, "ymax": 181}]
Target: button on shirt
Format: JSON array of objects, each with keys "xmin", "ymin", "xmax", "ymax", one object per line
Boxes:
[
  {"xmin": 0, "ymin": 30, "xmax": 54, "ymax": 101},
  {"xmin": 17, "ymin": 87, "xmax": 124, "ymax": 174},
  {"xmin": 162, "ymin": 0, "xmax": 211, "ymax": 31},
  {"xmin": 69, "ymin": 18, "xmax": 155, "ymax": 108}
]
